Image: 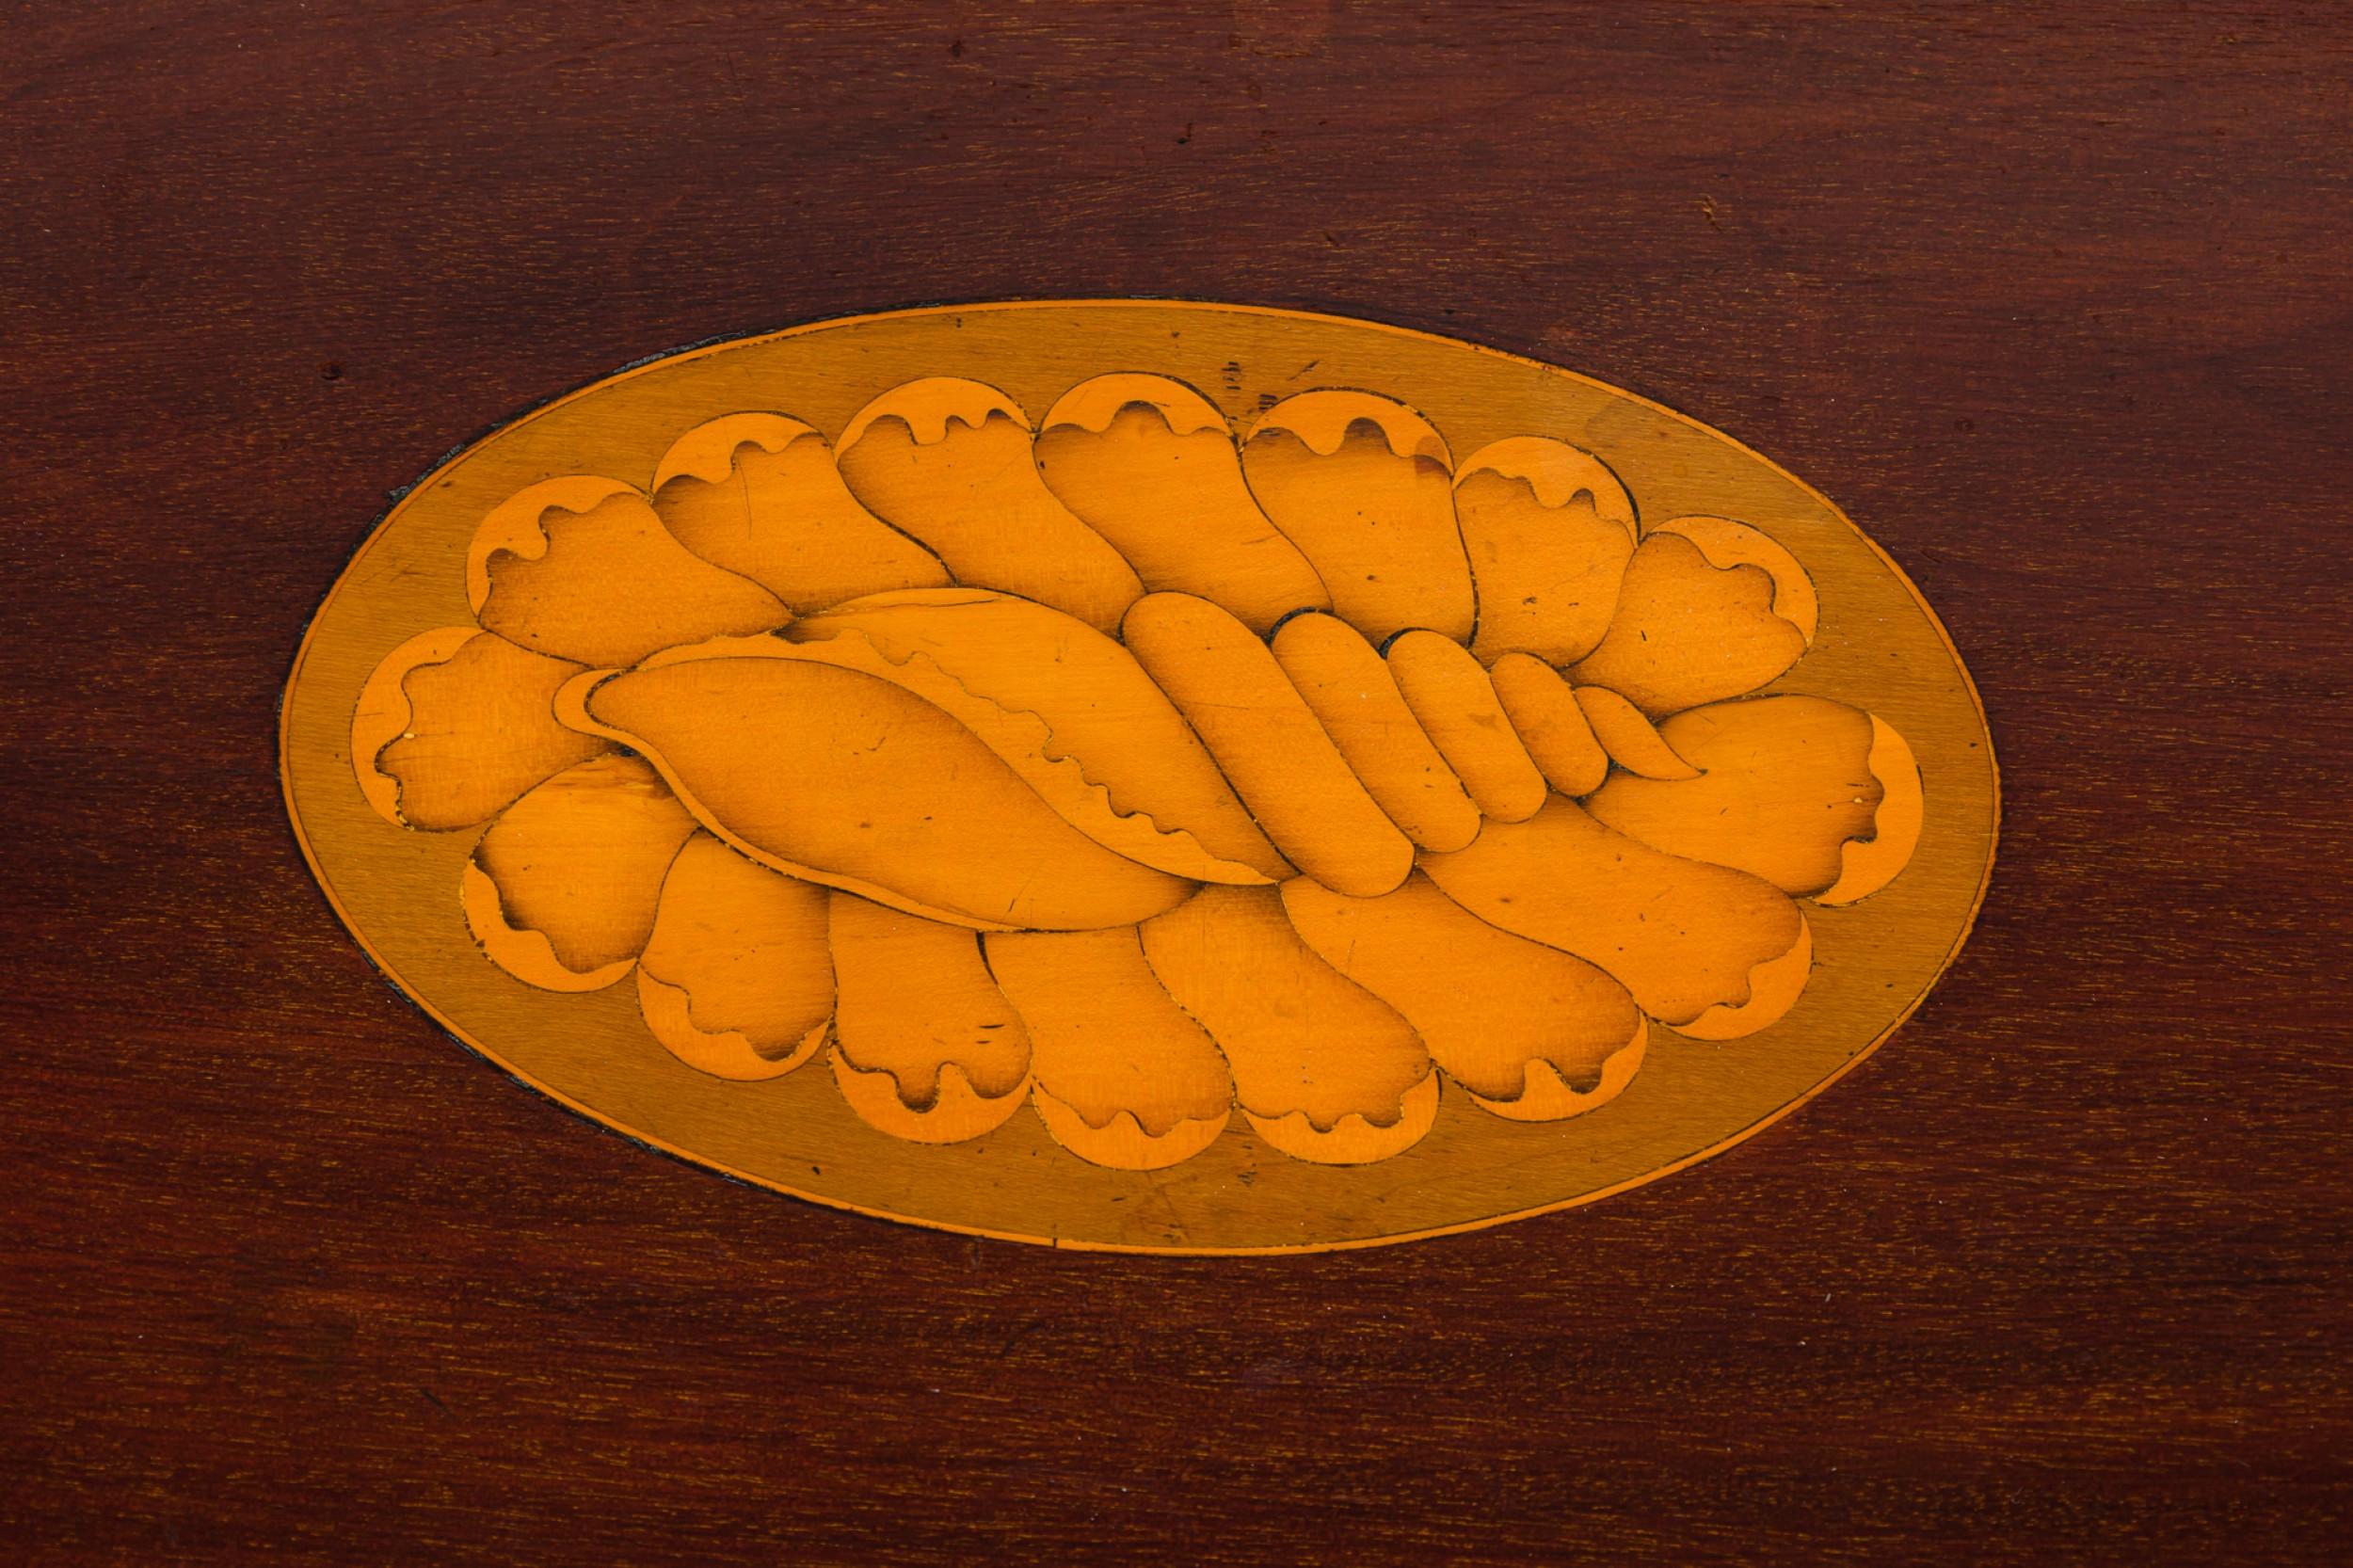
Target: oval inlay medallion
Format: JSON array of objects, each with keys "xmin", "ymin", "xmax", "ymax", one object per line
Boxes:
[{"xmin": 281, "ymin": 301, "xmax": 1996, "ymax": 1252}]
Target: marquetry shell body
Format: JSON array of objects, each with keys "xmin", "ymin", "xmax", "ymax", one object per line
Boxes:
[{"xmin": 282, "ymin": 303, "xmax": 1996, "ymax": 1252}]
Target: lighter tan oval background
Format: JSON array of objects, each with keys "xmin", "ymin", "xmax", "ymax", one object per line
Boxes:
[{"xmin": 281, "ymin": 301, "xmax": 1997, "ymax": 1253}]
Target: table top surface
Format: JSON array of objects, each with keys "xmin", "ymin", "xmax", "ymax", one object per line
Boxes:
[{"xmin": 5, "ymin": 4, "xmax": 2347, "ymax": 1563}]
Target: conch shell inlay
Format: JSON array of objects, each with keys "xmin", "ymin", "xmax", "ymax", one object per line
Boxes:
[{"xmin": 285, "ymin": 304, "xmax": 1993, "ymax": 1251}]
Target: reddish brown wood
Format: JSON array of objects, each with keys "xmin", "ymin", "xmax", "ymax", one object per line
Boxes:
[{"xmin": 3, "ymin": 3, "xmax": 2347, "ymax": 1561}]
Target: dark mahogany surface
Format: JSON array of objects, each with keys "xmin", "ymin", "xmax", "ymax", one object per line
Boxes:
[{"xmin": 4, "ymin": 5, "xmax": 2347, "ymax": 1562}]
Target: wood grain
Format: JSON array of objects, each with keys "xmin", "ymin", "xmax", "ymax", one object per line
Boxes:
[{"xmin": 3, "ymin": 2, "xmax": 2347, "ymax": 1561}]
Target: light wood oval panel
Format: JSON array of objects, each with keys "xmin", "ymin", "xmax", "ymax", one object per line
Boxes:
[{"xmin": 281, "ymin": 301, "xmax": 1997, "ymax": 1254}]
